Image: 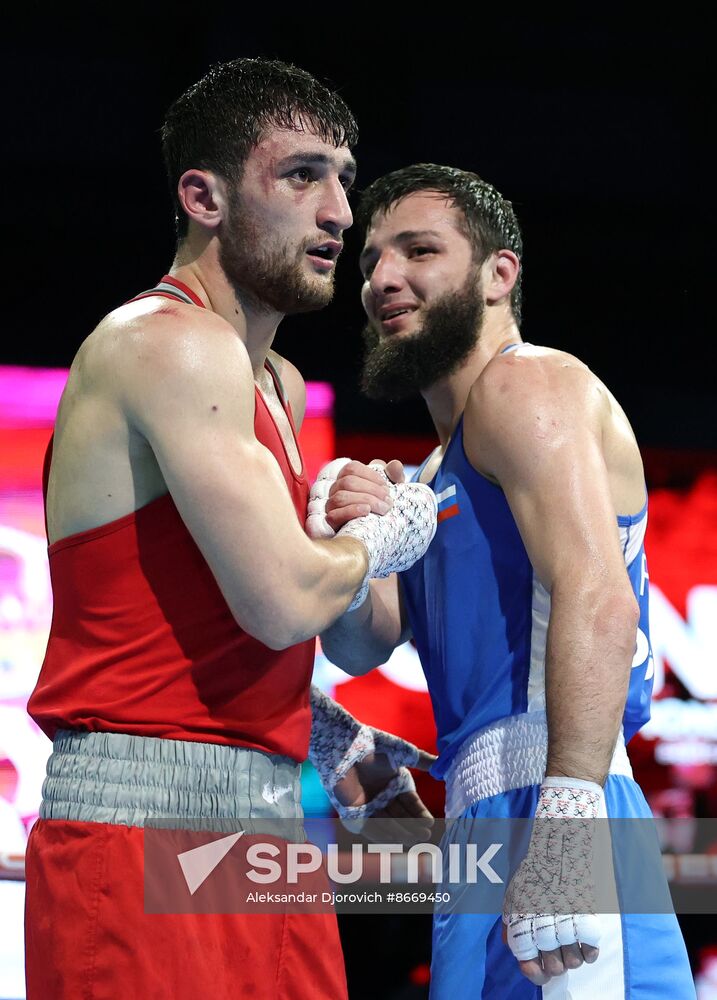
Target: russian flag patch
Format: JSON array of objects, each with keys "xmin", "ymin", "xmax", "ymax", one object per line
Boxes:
[{"xmin": 436, "ymin": 484, "xmax": 460, "ymax": 523}]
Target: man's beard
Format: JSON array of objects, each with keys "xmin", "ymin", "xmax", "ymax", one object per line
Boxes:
[
  {"xmin": 219, "ymin": 189, "xmax": 335, "ymax": 315},
  {"xmin": 360, "ymin": 271, "xmax": 485, "ymax": 400}
]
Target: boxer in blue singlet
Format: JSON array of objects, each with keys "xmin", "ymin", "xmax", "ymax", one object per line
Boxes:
[{"xmin": 318, "ymin": 165, "xmax": 695, "ymax": 998}]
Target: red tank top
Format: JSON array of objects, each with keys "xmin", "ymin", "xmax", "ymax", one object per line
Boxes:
[{"xmin": 28, "ymin": 277, "xmax": 314, "ymax": 761}]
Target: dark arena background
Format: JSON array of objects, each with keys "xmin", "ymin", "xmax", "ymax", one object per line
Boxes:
[{"xmin": 1, "ymin": 9, "xmax": 714, "ymax": 998}]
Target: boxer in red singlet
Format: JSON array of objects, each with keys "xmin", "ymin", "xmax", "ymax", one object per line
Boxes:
[{"xmin": 24, "ymin": 58, "xmax": 437, "ymax": 999}]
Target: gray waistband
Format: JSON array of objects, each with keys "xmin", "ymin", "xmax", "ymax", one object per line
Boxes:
[{"xmin": 40, "ymin": 730, "xmax": 304, "ymax": 830}]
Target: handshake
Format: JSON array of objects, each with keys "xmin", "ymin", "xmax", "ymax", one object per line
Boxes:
[{"xmin": 306, "ymin": 459, "xmax": 438, "ymax": 610}]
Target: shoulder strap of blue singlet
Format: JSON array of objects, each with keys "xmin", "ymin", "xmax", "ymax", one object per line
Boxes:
[{"xmin": 414, "ymin": 345, "xmax": 526, "ymax": 482}]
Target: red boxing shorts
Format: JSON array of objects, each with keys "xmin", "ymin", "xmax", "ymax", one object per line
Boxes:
[{"xmin": 25, "ymin": 818, "xmax": 348, "ymax": 999}]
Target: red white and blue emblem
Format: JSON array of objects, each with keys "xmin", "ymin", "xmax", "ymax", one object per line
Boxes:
[{"xmin": 436, "ymin": 484, "xmax": 460, "ymax": 523}]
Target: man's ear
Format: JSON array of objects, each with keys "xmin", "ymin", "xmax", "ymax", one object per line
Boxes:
[
  {"xmin": 176, "ymin": 169, "xmax": 227, "ymax": 233},
  {"xmin": 484, "ymin": 249, "xmax": 520, "ymax": 305}
]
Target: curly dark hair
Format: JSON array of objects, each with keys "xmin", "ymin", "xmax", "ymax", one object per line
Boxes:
[
  {"xmin": 358, "ymin": 164, "xmax": 523, "ymax": 325},
  {"xmin": 162, "ymin": 58, "xmax": 359, "ymax": 238}
]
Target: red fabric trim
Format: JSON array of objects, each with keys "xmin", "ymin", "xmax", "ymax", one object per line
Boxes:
[
  {"xmin": 158, "ymin": 275, "xmax": 206, "ymax": 308},
  {"xmin": 259, "ymin": 364, "xmax": 305, "ymax": 483}
]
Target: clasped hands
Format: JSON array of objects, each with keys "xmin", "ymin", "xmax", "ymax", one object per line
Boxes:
[{"xmin": 306, "ymin": 458, "xmax": 408, "ymax": 537}]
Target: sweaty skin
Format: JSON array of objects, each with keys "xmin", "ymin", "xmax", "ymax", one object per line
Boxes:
[
  {"xmin": 45, "ymin": 128, "xmax": 373, "ymax": 651},
  {"xmin": 320, "ymin": 190, "xmax": 646, "ymax": 987}
]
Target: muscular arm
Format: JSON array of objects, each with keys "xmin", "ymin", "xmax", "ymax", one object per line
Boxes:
[
  {"xmin": 122, "ymin": 313, "xmax": 367, "ymax": 650},
  {"xmin": 466, "ymin": 355, "xmax": 639, "ymax": 784},
  {"xmin": 320, "ymin": 573, "xmax": 411, "ymax": 674}
]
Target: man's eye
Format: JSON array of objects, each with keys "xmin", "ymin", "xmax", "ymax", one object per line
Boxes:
[
  {"xmin": 291, "ymin": 168, "xmax": 313, "ymax": 182},
  {"xmin": 410, "ymin": 246, "xmax": 434, "ymax": 257}
]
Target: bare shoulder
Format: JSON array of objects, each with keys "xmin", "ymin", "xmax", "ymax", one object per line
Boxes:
[
  {"xmin": 465, "ymin": 345, "xmax": 610, "ymax": 475},
  {"xmin": 75, "ymin": 299, "xmax": 253, "ymax": 411},
  {"xmin": 46, "ymin": 299, "xmax": 261, "ymax": 543},
  {"xmin": 267, "ymin": 349, "xmax": 307, "ymax": 426},
  {"xmin": 469, "ymin": 344, "xmax": 607, "ymax": 431},
  {"xmin": 110, "ymin": 298, "xmax": 247, "ymax": 374},
  {"xmin": 71, "ymin": 297, "xmax": 230, "ymax": 373}
]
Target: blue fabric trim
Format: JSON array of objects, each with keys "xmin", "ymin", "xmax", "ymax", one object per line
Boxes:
[{"xmin": 617, "ymin": 497, "xmax": 648, "ymax": 527}]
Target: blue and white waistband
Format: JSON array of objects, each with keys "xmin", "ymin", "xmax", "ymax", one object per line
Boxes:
[
  {"xmin": 443, "ymin": 711, "xmax": 633, "ymax": 818},
  {"xmin": 40, "ymin": 729, "xmax": 303, "ymax": 829}
]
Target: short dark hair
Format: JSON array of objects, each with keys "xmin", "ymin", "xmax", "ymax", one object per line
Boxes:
[
  {"xmin": 358, "ymin": 164, "xmax": 523, "ymax": 325},
  {"xmin": 161, "ymin": 58, "xmax": 359, "ymax": 239}
]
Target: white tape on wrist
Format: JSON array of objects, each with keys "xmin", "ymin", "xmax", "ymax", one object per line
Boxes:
[
  {"xmin": 339, "ymin": 467, "xmax": 437, "ymax": 610},
  {"xmin": 338, "ymin": 769, "xmax": 417, "ymax": 833},
  {"xmin": 308, "ymin": 684, "xmax": 420, "ymax": 820},
  {"xmin": 503, "ymin": 777, "xmax": 603, "ymax": 961}
]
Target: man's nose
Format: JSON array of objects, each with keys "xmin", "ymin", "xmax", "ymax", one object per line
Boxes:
[
  {"xmin": 317, "ymin": 178, "xmax": 353, "ymax": 236},
  {"xmin": 369, "ymin": 252, "xmax": 405, "ymax": 295}
]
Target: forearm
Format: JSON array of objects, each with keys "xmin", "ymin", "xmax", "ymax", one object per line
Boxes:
[
  {"xmin": 545, "ymin": 582, "xmax": 639, "ymax": 784},
  {"xmin": 320, "ymin": 591, "xmax": 386, "ymax": 674},
  {"xmin": 251, "ymin": 535, "xmax": 369, "ymax": 649},
  {"xmin": 321, "ymin": 576, "xmax": 408, "ymax": 674}
]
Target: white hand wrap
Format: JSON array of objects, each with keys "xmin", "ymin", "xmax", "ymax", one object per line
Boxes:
[
  {"xmin": 503, "ymin": 778, "xmax": 603, "ymax": 962},
  {"xmin": 338, "ymin": 467, "xmax": 437, "ymax": 610},
  {"xmin": 305, "ymin": 458, "xmax": 353, "ymax": 539},
  {"xmin": 308, "ymin": 684, "xmax": 419, "ymax": 819}
]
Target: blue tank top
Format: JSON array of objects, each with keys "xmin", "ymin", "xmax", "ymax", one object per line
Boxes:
[{"xmin": 401, "ymin": 415, "xmax": 654, "ymax": 779}]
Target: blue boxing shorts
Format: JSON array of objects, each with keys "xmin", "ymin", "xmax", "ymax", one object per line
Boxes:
[{"xmin": 430, "ymin": 714, "xmax": 695, "ymax": 999}]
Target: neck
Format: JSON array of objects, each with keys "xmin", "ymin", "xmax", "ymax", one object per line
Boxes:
[
  {"xmin": 421, "ymin": 316, "xmax": 522, "ymax": 448},
  {"xmin": 169, "ymin": 239, "xmax": 284, "ymax": 378}
]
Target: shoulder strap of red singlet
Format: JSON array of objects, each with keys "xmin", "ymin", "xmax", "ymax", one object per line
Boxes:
[
  {"xmin": 264, "ymin": 355, "xmax": 288, "ymax": 405},
  {"xmin": 125, "ymin": 275, "xmax": 205, "ymax": 308},
  {"xmin": 125, "ymin": 277, "xmax": 294, "ymax": 419},
  {"xmin": 262, "ymin": 358, "xmax": 306, "ymax": 456}
]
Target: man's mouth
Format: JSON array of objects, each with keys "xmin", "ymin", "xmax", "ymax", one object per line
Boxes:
[
  {"xmin": 377, "ymin": 304, "xmax": 418, "ymax": 332},
  {"xmin": 306, "ymin": 241, "xmax": 342, "ymax": 264}
]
